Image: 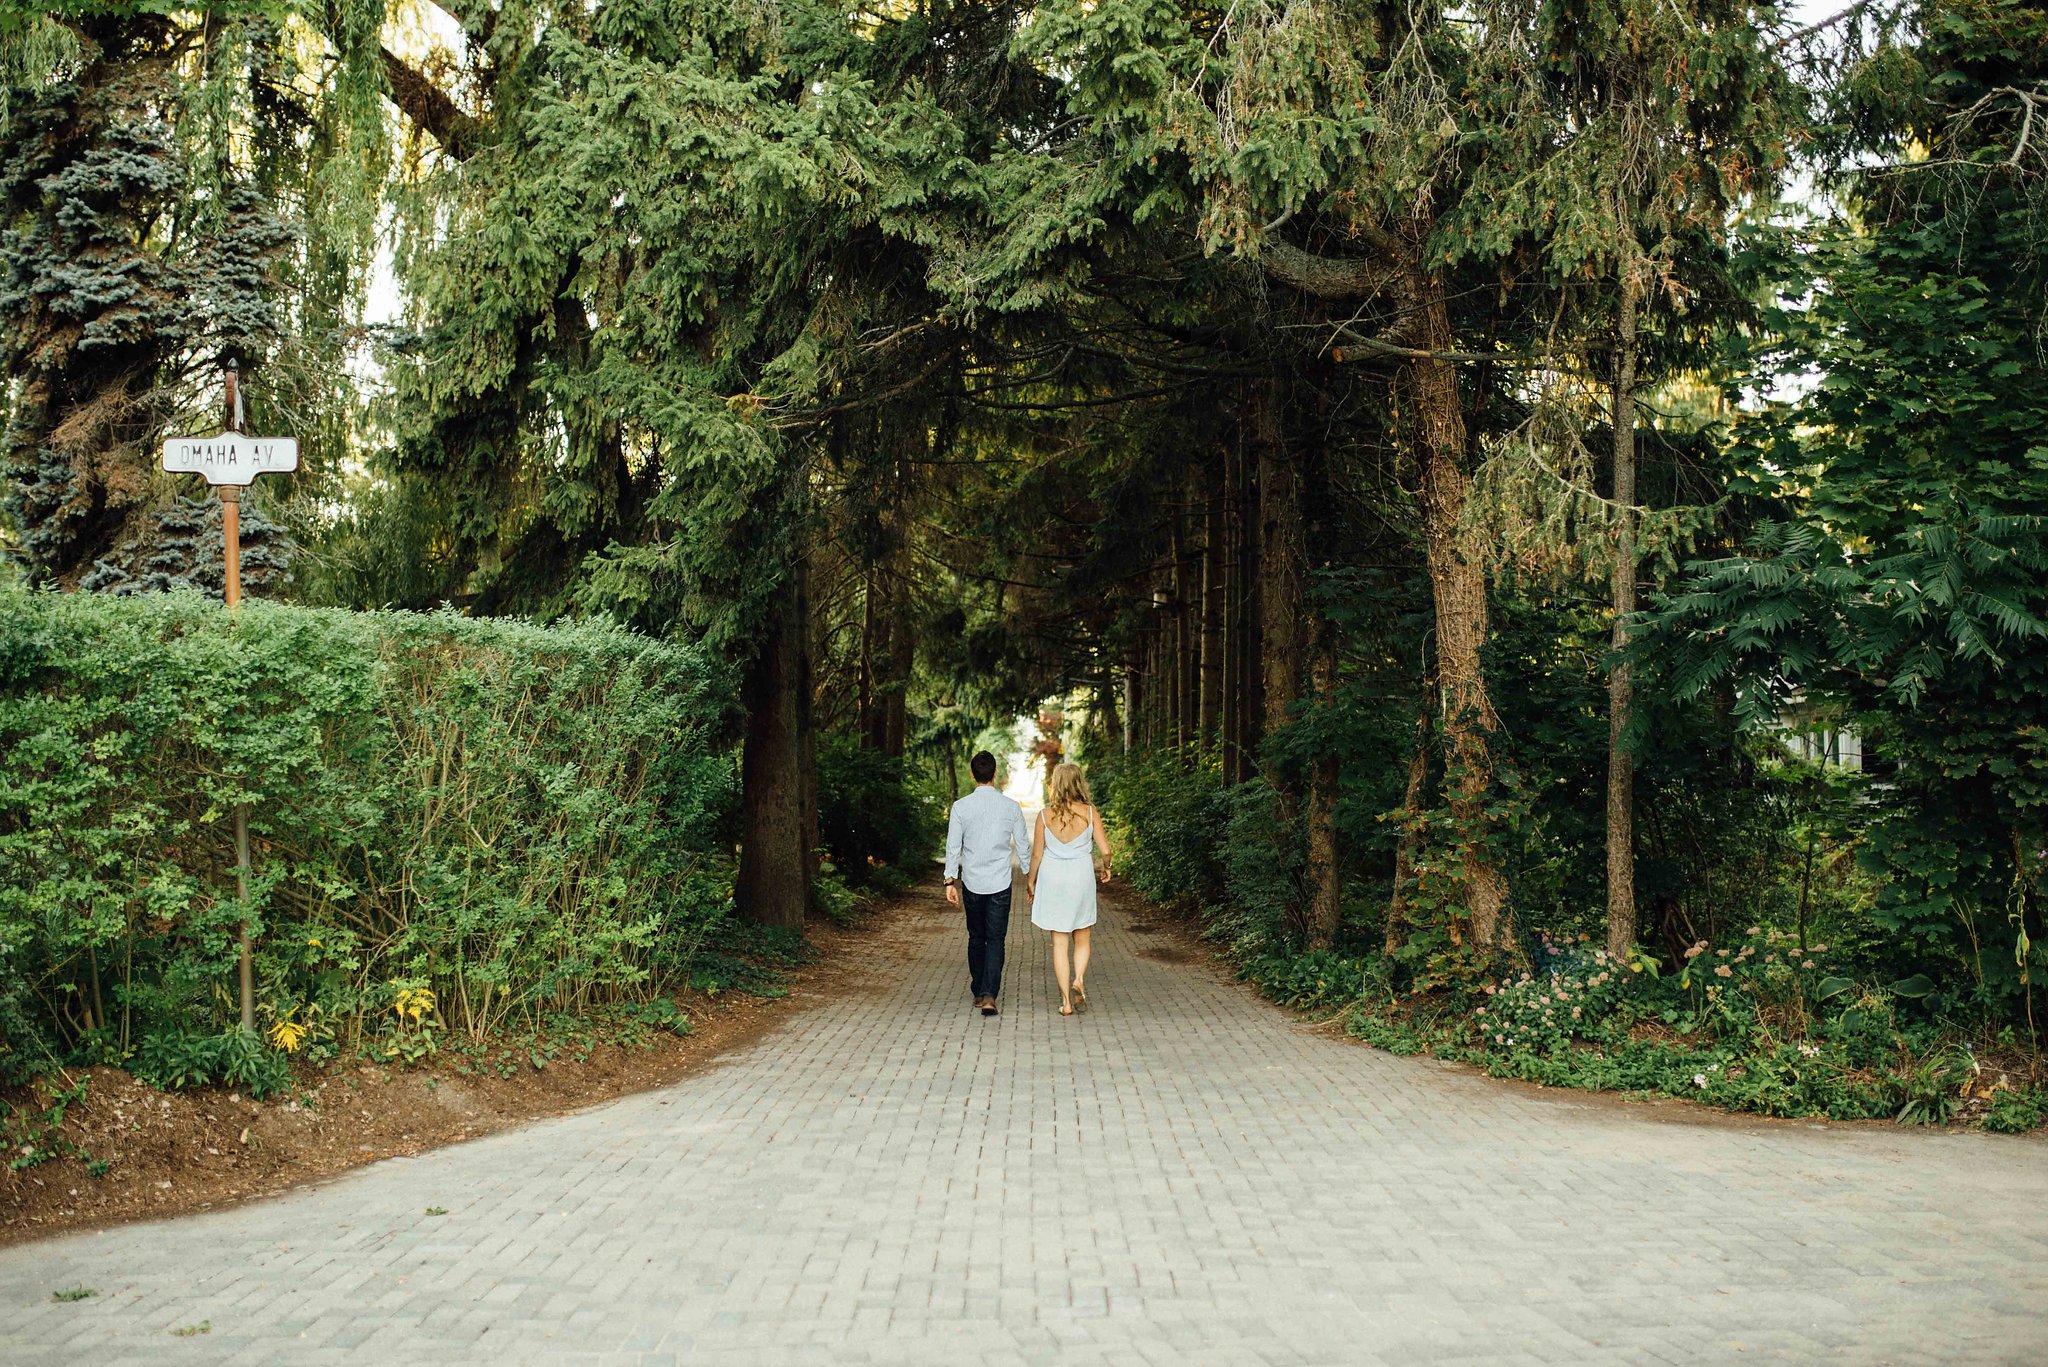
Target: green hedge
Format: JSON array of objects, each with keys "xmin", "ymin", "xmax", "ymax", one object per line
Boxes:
[{"xmin": 0, "ymin": 591, "xmax": 738, "ymax": 1083}]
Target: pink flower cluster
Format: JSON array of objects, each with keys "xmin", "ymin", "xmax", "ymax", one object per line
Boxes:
[
  {"xmin": 1688, "ymin": 928, "xmax": 1832, "ymax": 988},
  {"xmin": 1480, "ymin": 943, "xmax": 1631, "ymax": 1051}
]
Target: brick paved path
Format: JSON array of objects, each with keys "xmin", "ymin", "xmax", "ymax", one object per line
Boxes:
[{"xmin": 4, "ymin": 884, "xmax": 2046, "ymax": 1366}]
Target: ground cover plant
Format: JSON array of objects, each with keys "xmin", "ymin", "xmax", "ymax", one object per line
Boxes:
[{"xmin": 1101, "ymin": 743, "xmax": 2045, "ymax": 1132}]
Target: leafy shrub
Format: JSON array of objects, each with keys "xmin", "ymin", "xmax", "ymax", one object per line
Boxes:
[
  {"xmin": 1262, "ymin": 914, "xmax": 2028, "ymax": 1127},
  {"xmin": 0, "ymin": 590, "xmax": 737, "ymax": 1085},
  {"xmin": 1099, "ymin": 749, "xmax": 1228, "ymax": 909},
  {"xmin": 131, "ymin": 1030, "xmax": 293, "ymax": 1099},
  {"xmin": 1241, "ymin": 949, "xmax": 1380, "ymax": 1014},
  {"xmin": 816, "ymin": 735, "xmax": 942, "ymax": 891},
  {"xmin": 1215, "ymin": 779, "xmax": 1304, "ymax": 952},
  {"xmin": 1662, "ymin": 926, "xmax": 1843, "ymax": 1046},
  {"xmin": 1982, "ymin": 1087, "xmax": 2048, "ymax": 1135},
  {"xmin": 633, "ymin": 996, "xmax": 690, "ymax": 1036},
  {"xmin": 1477, "ymin": 937, "xmax": 1643, "ymax": 1051},
  {"xmin": 1892, "ymin": 1044, "xmax": 1975, "ymax": 1126}
]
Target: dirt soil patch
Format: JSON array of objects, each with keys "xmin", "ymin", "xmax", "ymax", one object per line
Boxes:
[{"xmin": 2, "ymin": 894, "xmax": 907, "ymax": 1248}]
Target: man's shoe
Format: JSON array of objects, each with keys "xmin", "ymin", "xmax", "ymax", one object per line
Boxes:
[{"xmin": 979, "ymin": 996, "xmax": 999, "ymax": 1017}]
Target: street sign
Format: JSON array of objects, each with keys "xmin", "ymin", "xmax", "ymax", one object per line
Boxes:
[
  {"xmin": 161, "ymin": 432, "xmax": 299, "ymax": 486},
  {"xmin": 161, "ymin": 360, "xmax": 299, "ymax": 1037}
]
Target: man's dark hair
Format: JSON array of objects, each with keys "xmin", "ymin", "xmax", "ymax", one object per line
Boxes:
[{"xmin": 970, "ymin": 751, "xmax": 998, "ymax": 784}]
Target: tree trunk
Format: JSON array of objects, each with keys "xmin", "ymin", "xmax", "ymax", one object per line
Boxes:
[
  {"xmin": 1605, "ymin": 268, "xmax": 1642, "ymax": 963},
  {"xmin": 1239, "ymin": 427, "xmax": 1265, "ymax": 778},
  {"xmin": 1169, "ymin": 506, "xmax": 1191, "ymax": 754},
  {"xmin": 1179, "ymin": 472, "xmax": 1200, "ymax": 754},
  {"xmin": 736, "ymin": 565, "xmax": 812, "ymax": 930},
  {"xmin": 1255, "ymin": 381, "xmax": 1302, "ymax": 752},
  {"xmin": 856, "ymin": 568, "xmax": 877, "ymax": 746},
  {"xmin": 1403, "ymin": 275, "xmax": 1510, "ymax": 951},
  {"xmin": 882, "ymin": 586, "xmax": 912, "ymax": 758},
  {"xmin": 1123, "ymin": 657, "xmax": 1139, "ymax": 754},
  {"xmin": 1307, "ymin": 616, "xmax": 1341, "ymax": 950},
  {"xmin": 1203, "ymin": 460, "xmax": 1228, "ymax": 756},
  {"xmin": 1154, "ymin": 626, "xmax": 1169, "ymax": 752},
  {"xmin": 1386, "ymin": 678, "xmax": 1437, "ymax": 958},
  {"xmin": 1221, "ymin": 430, "xmax": 1246, "ymax": 783},
  {"xmin": 1253, "ymin": 377, "xmax": 1305, "ymax": 932},
  {"xmin": 862, "ymin": 569, "xmax": 895, "ymax": 754},
  {"xmin": 1141, "ymin": 629, "xmax": 1158, "ymax": 750},
  {"xmin": 796, "ymin": 551, "xmax": 820, "ymax": 894},
  {"xmin": 1099, "ymin": 672, "xmax": 1123, "ymax": 758}
]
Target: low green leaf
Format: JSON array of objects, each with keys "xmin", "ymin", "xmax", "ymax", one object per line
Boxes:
[{"xmin": 1815, "ymin": 975, "xmax": 1857, "ymax": 1001}]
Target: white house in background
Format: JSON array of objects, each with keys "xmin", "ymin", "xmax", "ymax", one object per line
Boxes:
[
  {"xmin": 1783, "ymin": 725, "xmax": 1862, "ymax": 770},
  {"xmin": 1775, "ymin": 694, "xmax": 1863, "ymax": 770}
]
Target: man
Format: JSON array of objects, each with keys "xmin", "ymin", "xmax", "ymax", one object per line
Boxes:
[{"xmin": 944, "ymin": 750, "xmax": 1032, "ymax": 1017}]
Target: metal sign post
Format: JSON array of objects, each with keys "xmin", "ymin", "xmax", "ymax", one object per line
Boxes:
[{"xmin": 161, "ymin": 362, "xmax": 300, "ymax": 1035}]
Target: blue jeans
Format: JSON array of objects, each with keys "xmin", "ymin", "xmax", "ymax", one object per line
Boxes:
[{"xmin": 962, "ymin": 885, "xmax": 1012, "ymax": 999}]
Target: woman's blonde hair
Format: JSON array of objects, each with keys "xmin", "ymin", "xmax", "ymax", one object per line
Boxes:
[{"xmin": 1045, "ymin": 762, "xmax": 1093, "ymax": 823}]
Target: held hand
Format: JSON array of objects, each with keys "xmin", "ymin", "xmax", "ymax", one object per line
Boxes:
[
  {"xmin": 1024, "ymin": 880, "xmax": 1036, "ymax": 901},
  {"xmin": 944, "ymin": 882, "xmax": 961, "ymax": 907}
]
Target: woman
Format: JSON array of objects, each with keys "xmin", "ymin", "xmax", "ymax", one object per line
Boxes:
[{"xmin": 1024, "ymin": 762, "xmax": 1113, "ymax": 1016}]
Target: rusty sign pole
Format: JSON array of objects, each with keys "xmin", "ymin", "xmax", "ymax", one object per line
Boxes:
[
  {"xmin": 162, "ymin": 361, "xmax": 299, "ymax": 1039},
  {"xmin": 222, "ymin": 364, "xmax": 254, "ymax": 1035}
]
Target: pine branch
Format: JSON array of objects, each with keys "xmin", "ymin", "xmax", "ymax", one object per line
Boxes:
[
  {"xmin": 379, "ymin": 47, "xmax": 479, "ymax": 159},
  {"xmin": 1257, "ymin": 239, "xmax": 1399, "ymax": 300}
]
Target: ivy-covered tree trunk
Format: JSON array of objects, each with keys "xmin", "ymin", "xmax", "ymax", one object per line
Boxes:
[
  {"xmin": 1386, "ymin": 678, "xmax": 1437, "ymax": 958},
  {"xmin": 1403, "ymin": 280, "xmax": 1510, "ymax": 950}
]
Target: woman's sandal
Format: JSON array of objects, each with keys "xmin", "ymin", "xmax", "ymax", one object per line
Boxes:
[
  {"xmin": 1072, "ymin": 985, "xmax": 1087, "ymax": 1014},
  {"xmin": 1059, "ymin": 1000, "xmax": 1075, "ymax": 1016}
]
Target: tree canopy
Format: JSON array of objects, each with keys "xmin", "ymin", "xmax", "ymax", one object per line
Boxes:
[{"xmin": 3, "ymin": 0, "xmax": 2043, "ymax": 1030}]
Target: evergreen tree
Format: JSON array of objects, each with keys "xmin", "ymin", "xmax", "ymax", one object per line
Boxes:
[{"xmin": 0, "ymin": 5, "xmax": 374, "ymax": 587}]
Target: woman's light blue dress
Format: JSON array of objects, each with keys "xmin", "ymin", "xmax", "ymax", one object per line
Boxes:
[{"xmin": 1030, "ymin": 812, "xmax": 1099, "ymax": 932}]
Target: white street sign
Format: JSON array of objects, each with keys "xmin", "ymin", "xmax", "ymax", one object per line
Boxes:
[{"xmin": 161, "ymin": 432, "xmax": 299, "ymax": 486}]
